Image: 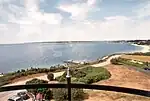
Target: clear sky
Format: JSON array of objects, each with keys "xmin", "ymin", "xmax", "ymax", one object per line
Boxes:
[{"xmin": 0, "ymin": 0, "xmax": 150, "ymax": 44}]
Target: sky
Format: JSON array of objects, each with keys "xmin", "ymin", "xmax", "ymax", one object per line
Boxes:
[{"xmin": 0, "ymin": 0, "xmax": 150, "ymax": 44}]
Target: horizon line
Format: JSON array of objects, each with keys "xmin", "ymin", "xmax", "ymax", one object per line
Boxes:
[{"xmin": 0, "ymin": 39, "xmax": 150, "ymax": 45}]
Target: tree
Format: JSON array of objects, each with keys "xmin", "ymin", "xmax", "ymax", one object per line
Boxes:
[
  {"xmin": 110, "ymin": 58, "xmax": 120, "ymax": 65},
  {"xmin": 26, "ymin": 78, "xmax": 48, "ymax": 96},
  {"xmin": 47, "ymin": 72, "xmax": 54, "ymax": 81}
]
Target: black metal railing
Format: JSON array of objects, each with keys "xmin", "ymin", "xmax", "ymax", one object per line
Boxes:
[{"xmin": 0, "ymin": 67, "xmax": 150, "ymax": 101}]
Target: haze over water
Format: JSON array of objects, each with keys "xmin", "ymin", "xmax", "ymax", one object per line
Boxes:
[{"xmin": 0, "ymin": 42, "xmax": 142, "ymax": 73}]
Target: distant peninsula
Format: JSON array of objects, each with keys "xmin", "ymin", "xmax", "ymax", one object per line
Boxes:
[{"xmin": 112, "ymin": 39, "xmax": 150, "ymax": 45}]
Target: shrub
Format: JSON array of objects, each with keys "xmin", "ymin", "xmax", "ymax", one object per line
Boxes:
[
  {"xmin": 52, "ymin": 88, "xmax": 84, "ymax": 101},
  {"xmin": 52, "ymin": 88, "xmax": 67, "ymax": 101},
  {"xmin": 0, "ymin": 76, "xmax": 10, "ymax": 86},
  {"xmin": 26, "ymin": 78, "xmax": 48, "ymax": 95},
  {"xmin": 45, "ymin": 89, "xmax": 53, "ymax": 100},
  {"xmin": 78, "ymin": 77, "xmax": 91, "ymax": 84},
  {"xmin": 71, "ymin": 88, "xmax": 84, "ymax": 101},
  {"xmin": 56, "ymin": 66, "xmax": 111, "ymax": 84},
  {"xmin": 47, "ymin": 72, "xmax": 54, "ymax": 81},
  {"xmin": 78, "ymin": 72, "xmax": 111, "ymax": 84},
  {"xmin": 77, "ymin": 66, "xmax": 111, "ymax": 84},
  {"xmin": 112, "ymin": 57, "xmax": 149, "ymax": 68},
  {"xmin": 127, "ymin": 52, "xmax": 150, "ymax": 56},
  {"xmin": 73, "ymin": 70, "xmax": 86, "ymax": 78},
  {"xmin": 110, "ymin": 58, "xmax": 120, "ymax": 65}
]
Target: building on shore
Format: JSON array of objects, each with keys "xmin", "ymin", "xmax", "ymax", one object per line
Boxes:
[{"xmin": 0, "ymin": 73, "xmax": 3, "ymax": 77}]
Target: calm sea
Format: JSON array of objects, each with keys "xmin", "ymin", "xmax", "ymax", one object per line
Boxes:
[{"xmin": 0, "ymin": 42, "xmax": 142, "ymax": 73}]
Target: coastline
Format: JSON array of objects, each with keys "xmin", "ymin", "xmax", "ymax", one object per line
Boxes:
[
  {"xmin": 131, "ymin": 44, "xmax": 150, "ymax": 53},
  {"xmin": 1, "ymin": 43, "xmax": 150, "ymax": 100},
  {"xmin": 91, "ymin": 43, "xmax": 150, "ymax": 67},
  {"xmin": 91, "ymin": 54, "xmax": 121, "ymax": 67},
  {"xmin": 2, "ymin": 44, "xmax": 149, "ymax": 85},
  {"xmin": 0, "ymin": 43, "xmax": 149, "ymax": 76}
]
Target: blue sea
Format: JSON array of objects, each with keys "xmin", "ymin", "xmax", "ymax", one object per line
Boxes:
[{"xmin": 0, "ymin": 42, "xmax": 142, "ymax": 73}]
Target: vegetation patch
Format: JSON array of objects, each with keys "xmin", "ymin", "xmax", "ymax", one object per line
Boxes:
[
  {"xmin": 56, "ymin": 66, "xmax": 111, "ymax": 84},
  {"xmin": 111, "ymin": 57, "xmax": 150, "ymax": 69},
  {"xmin": 110, "ymin": 58, "xmax": 122, "ymax": 65},
  {"xmin": 0, "ymin": 66, "xmax": 67, "ymax": 86},
  {"xmin": 127, "ymin": 52, "xmax": 150, "ymax": 56},
  {"xmin": 26, "ymin": 79, "xmax": 53, "ymax": 100},
  {"xmin": 0, "ymin": 63, "xmax": 93, "ymax": 86},
  {"xmin": 26, "ymin": 78, "xmax": 48, "ymax": 95},
  {"xmin": 52, "ymin": 88, "xmax": 85, "ymax": 101},
  {"xmin": 25, "ymin": 78, "xmax": 85, "ymax": 101},
  {"xmin": 47, "ymin": 72, "xmax": 54, "ymax": 81},
  {"xmin": 25, "ymin": 78, "xmax": 53, "ymax": 100}
]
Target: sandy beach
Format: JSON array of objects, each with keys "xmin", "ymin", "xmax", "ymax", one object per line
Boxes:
[{"xmin": 131, "ymin": 44, "xmax": 150, "ymax": 53}]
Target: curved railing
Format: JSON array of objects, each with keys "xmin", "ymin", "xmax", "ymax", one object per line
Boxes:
[
  {"xmin": 0, "ymin": 84, "xmax": 149, "ymax": 97},
  {"xmin": 0, "ymin": 68, "xmax": 150, "ymax": 101}
]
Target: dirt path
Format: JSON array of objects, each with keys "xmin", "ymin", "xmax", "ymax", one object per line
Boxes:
[
  {"xmin": 91, "ymin": 55, "xmax": 121, "ymax": 67},
  {"xmin": 10, "ymin": 73, "xmax": 46, "ymax": 83},
  {"xmin": 0, "ymin": 71, "xmax": 64, "ymax": 101}
]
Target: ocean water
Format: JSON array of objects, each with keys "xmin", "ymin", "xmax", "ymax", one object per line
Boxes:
[{"xmin": 0, "ymin": 42, "xmax": 142, "ymax": 73}]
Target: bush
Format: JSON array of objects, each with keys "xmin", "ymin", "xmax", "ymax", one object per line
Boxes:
[
  {"xmin": 73, "ymin": 70, "xmax": 86, "ymax": 78},
  {"xmin": 0, "ymin": 76, "xmax": 10, "ymax": 86},
  {"xmin": 111, "ymin": 57, "xmax": 150, "ymax": 68},
  {"xmin": 127, "ymin": 52, "xmax": 150, "ymax": 56},
  {"xmin": 55, "ymin": 69, "xmax": 86, "ymax": 82},
  {"xmin": 26, "ymin": 78, "xmax": 48, "ymax": 95},
  {"xmin": 56, "ymin": 66, "xmax": 111, "ymax": 84},
  {"xmin": 110, "ymin": 58, "xmax": 121, "ymax": 65},
  {"xmin": 52, "ymin": 88, "xmax": 84, "ymax": 101},
  {"xmin": 78, "ymin": 72, "xmax": 111, "ymax": 84},
  {"xmin": 47, "ymin": 72, "xmax": 54, "ymax": 81},
  {"xmin": 77, "ymin": 66, "xmax": 111, "ymax": 84},
  {"xmin": 45, "ymin": 89, "xmax": 53, "ymax": 100}
]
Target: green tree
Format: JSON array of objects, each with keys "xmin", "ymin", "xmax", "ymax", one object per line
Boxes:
[
  {"xmin": 47, "ymin": 72, "xmax": 54, "ymax": 81},
  {"xmin": 26, "ymin": 78, "xmax": 48, "ymax": 96}
]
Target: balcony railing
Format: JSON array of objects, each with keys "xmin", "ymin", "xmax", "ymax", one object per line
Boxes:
[{"xmin": 0, "ymin": 67, "xmax": 150, "ymax": 101}]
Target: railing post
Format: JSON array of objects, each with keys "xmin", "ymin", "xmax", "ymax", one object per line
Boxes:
[{"xmin": 66, "ymin": 67, "xmax": 71, "ymax": 101}]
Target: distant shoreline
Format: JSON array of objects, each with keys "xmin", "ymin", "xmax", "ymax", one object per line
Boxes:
[
  {"xmin": 0, "ymin": 39, "xmax": 150, "ymax": 45},
  {"xmin": 0, "ymin": 41, "xmax": 103, "ymax": 45},
  {"xmin": 88, "ymin": 43, "xmax": 150, "ymax": 67},
  {"xmin": 0, "ymin": 43, "xmax": 150, "ymax": 87},
  {"xmin": 0, "ymin": 43, "xmax": 149, "ymax": 75}
]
